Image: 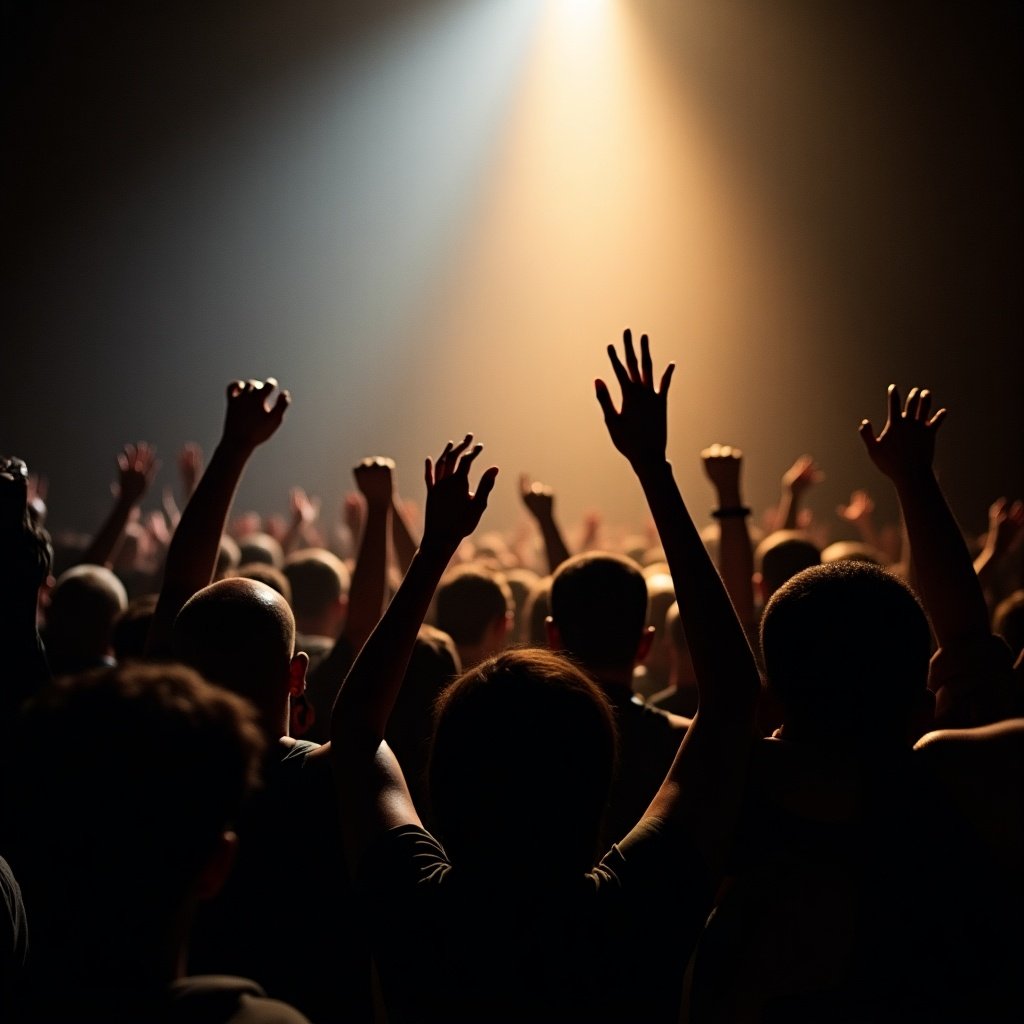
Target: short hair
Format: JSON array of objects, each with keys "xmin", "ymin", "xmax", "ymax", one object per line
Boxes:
[
  {"xmin": 524, "ymin": 575, "xmax": 553, "ymax": 647},
  {"xmin": 760, "ymin": 561, "xmax": 932, "ymax": 738},
  {"xmin": 550, "ymin": 552, "xmax": 648, "ymax": 672},
  {"xmin": 282, "ymin": 548, "xmax": 350, "ymax": 622},
  {"xmin": 755, "ymin": 531, "xmax": 821, "ymax": 597},
  {"xmin": 45, "ymin": 564, "xmax": 128, "ymax": 670},
  {"xmin": 821, "ymin": 541, "xmax": 884, "ymax": 566},
  {"xmin": 434, "ymin": 565, "xmax": 512, "ymax": 647},
  {"xmin": 233, "ymin": 562, "xmax": 292, "ymax": 605},
  {"xmin": 14, "ymin": 662, "xmax": 263, "ymax": 915},
  {"xmin": 428, "ymin": 648, "xmax": 618, "ymax": 870},
  {"xmin": 237, "ymin": 531, "xmax": 284, "ymax": 569},
  {"xmin": 173, "ymin": 577, "xmax": 296, "ymax": 712}
]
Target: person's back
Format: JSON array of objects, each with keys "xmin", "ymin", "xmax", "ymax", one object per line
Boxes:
[
  {"xmin": 684, "ymin": 561, "xmax": 1024, "ymax": 1022},
  {"xmin": 174, "ymin": 578, "xmax": 371, "ymax": 1024},
  {"xmin": 6, "ymin": 662, "xmax": 311, "ymax": 1024},
  {"xmin": 548, "ymin": 552, "xmax": 689, "ymax": 849}
]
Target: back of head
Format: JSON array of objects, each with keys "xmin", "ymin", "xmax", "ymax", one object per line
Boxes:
[
  {"xmin": 434, "ymin": 564, "xmax": 512, "ymax": 647},
  {"xmin": 45, "ymin": 564, "xmax": 128, "ymax": 673},
  {"xmin": 282, "ymin": 548, "xmax": 350, "ymax": 627},
  {"xmin": 821, "ymin": 540, "xmax": 884, "ymax": 566},
  {"xmin": 428, "ymin": 648, "xmax": 617, "ymax": 872},
  {"xmin": 237, "ymin": 531, "xmax": 284, "ymax": 569},
  {"xmin": 13, "ymin": 662, "xmax": 263, "ymax": 966},
  {"xmin": 234, "ymin": 562, "xmax": 292, "ymax": 604},
  {"xmin": 112, "ymin": 592, "xmax": 159, "ymax": 662},
  {"xmin": 755, "ymin": 530, "xmax": 822, "ymax": 599},
  {"xmin": 550, "ymin": 552, "xmax": 648, "ymax": 673},
  {"xmin": 760, "ymin": 561, "xmax": 932, "ymax": 741},
  {"xmin": 173, "ymin": 577, "xmax": 296, "ymax": 716}
]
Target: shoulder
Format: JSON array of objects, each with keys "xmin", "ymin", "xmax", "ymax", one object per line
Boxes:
[{"xmin": 168, "ymin": 976, "xmax": 312, "ymax": 1024}]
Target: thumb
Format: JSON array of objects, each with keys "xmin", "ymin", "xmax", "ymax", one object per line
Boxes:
[{"xmin": 595, "ymin": 379, "xmax": 616, "ymax": 422}]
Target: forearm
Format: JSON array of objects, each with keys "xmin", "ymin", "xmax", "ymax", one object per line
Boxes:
[
  {"xmin": 638, "ymin": 461, "xmax": 760, "ymax": 708},
  {"xmin": 79, "ymin": 495, "xmax": 135, "ymax": 568},
  {"xmin": 390, "ymin": 498, "xmax": 418, "ymax": 577},
  {"xmin": 778, "ymin": 489, "xmax": 799, "ymax": 531},
  {"xmin": 536, "ymin": 515, "xmax": 571, "ymax": 574},
  {"xmin": 146, "ymin": 441, "xmax": 250, "ymax": 654},
  {"xmin": 344, "ymin": 503, "xmax": 389, "ymax": 654},
  {"xmin": 895, "ymin": 469, "xmax": 990, "ymax": 646},
  {"xmin": 711, "ymin": 482, "xmax": 755, "ymax": 630},
  {"xmin": 332, "ymin": 544, "xmax": 451, "ymax": 742}
]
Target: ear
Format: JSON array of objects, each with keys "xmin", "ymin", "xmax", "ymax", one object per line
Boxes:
[
  {"xmin": 195, "ymin": 830, "xmax": 238, "ymax": 902},
  {"xmin": 634, "ymin": 625, "xmax": 655, "ymax": 666},
  {"xmin": 288, "ymin": 650, "xmax": 309, "ymax": 698},
  {"xmin": 545, "ymin": 615, "xmax": 562, "ymax": 651}
]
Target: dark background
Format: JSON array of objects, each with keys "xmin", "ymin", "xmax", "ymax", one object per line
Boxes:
[{"xmin": 3, "ymin": 1, "xmax": 1021, "ymax": 545}]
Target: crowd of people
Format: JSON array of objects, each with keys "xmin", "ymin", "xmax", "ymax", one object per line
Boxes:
[{"xmin": 1, "ymin": 330, "xmax": 1022, "ymax": 1022}]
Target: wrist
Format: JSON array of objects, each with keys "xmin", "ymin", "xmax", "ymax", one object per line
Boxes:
[{"xmin": 712, "ymin": 505, "xmax": 751, "ymax": 520}]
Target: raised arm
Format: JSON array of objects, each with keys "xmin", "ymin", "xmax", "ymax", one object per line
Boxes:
[
  {"xmin": 519, "ymin": 473, "xmax": 571, "ymax": 573},
  {"xmin": 860, "ymin": 385, "xmax": 1012, "ymax": 725},
  {"xmin": 595, "ymin": 330, "xmax": 760, "ymax": 871},
  {"xmin": 390, "ymin": 491, "xmax": 419, "ymax": 577},
  {"xmin": 701, "ymin": 444, "xmax": 755, "ymax": 633},
  {"xmin": 331, "ymin": 436, "xmax": 497, "ymax": 865},
  {"xmin": 78, "ymin": 442, "xmax": 159, "ymax": 568},
  {"xmin": 146, "ymin": 378, "xmax": 290, "ymax": 656},
  {"xmin": 777, "ymin": 454, "xmax": 824, "ymax": 531},
  {"xmin": 0, "ymin": 457, "xmax": 53, "ymax": 717},
  {"xmin": 345, "ymin": 458, "xmax": 394, "ymax": 653},
  {"xmin": 974, "ymin": 497, "xmax": 1024, "ymax": 604}
]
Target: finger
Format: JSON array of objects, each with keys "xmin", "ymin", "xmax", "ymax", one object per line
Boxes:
[
  {"xmin": 926, "ymin": 407, "xmax": 947, "ymax": 431},
  {"xmin": 595, "ymin": 379, "xmax": 617, "ymax": 421},
  {"xmin": 450, "ymin": 433, "xmax": 474, "ymax": 460},
  {"xmin": 658, "ymin": 362, "xmax": 675, "ymax": 394},
  {"xmin": 858, "ymin": 419, "xmax": 877, "ymax": 447},
  {"xmin": 272, "ymin": 390, "xmax": 291, "ymax": 419},
  {"xmin": 424, "ymin": 457, "xmax": 434, "ymax": 490},
  {"xmin": 607, "ymin": 345, "xmax": 630, "ymax": 391},
  {"xmin": 457, "ymin": 443, "xmax": 484, "ymax": 475},
  {"xmin": 917, "ymin": 389, "xmax": 932, "ymax": 421},
  {"xmin": 519, "ymin": 473, "xmax": 530, "ymax": 497},
  {"xmin": 473, "ymin": 466, "xmax": 499, "ymax": 506},
  {"xmin": 623, "ymin": 329, "xmax": 640, "ymax": 382},
  {"xmin": 905, "ymin": 387, "xmax": 921, "ymax": 420},
  {"xmin": 886, "ymin": 385, "xmax": 901, "ymax": 427},
  {"xmin": 227, "ymin": 380, "xmax": 244, "ymax": 399},
  {"xmin": 640, "ymin": 334, "xmax": 653, "ymax": 386}
]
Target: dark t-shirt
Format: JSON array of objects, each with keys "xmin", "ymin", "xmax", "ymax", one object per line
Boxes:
[
  {"xmin": 357, "ymin": 817, "xmax": 713, "ymax": 1024},
  {"xmin": 16, "ymin": 975, "xmax": 311, "ymax": 1023},
  {"xmin": 189, "ymin": 739, "xmax": 373, "ymax": 1023}
]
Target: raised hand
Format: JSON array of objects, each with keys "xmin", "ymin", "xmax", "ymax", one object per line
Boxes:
[
  {"xmin": 983, "ymin": 497, "xmax": 1024, "ymax": 560},
  {"xmin": 115, "ymin": 442, "xmax": 159, "ymax": 503},
  {"xmin": 177, "ymin": 442, "xmax": 204, "ymax": 498},
  {"xmin": 701, "ymin": 443, "xmax": 744, "ymax": 501},
  {"xmin": 782, "ymin": 454, "xmax": 824, "ymax": 496},
  {"xmin": 519, "ymin": 474, "xmax": 556, "ymax": 521},
  {"xmin": 421, "ymin": 434, "xmax": 498, "ymax": 555},
  {"xmin": 222, "ymin": 377, "xmax": 290, "ymax": 450},
  {"xmin": 353, "ymin": 457, "xmax": 396, "ymax": 511},
  {"xmin": 290, "ymin": 485, "xmax": 322, "ymax": 526},
  {"xmin": 837, "ymin": 489, "xmax": 875, "ymax": 524},
  {"xmin": 859, "ymin": 384, "xmax": 947, "ymax": 482},
  {"xmin": 595, "ymin": 329, "xmax": 675, "ymax": 469}
]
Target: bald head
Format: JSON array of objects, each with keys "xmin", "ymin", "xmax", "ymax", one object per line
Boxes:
[{"xmin": 174, "ymin": 577, "xmax": 297, "ymax": 716}]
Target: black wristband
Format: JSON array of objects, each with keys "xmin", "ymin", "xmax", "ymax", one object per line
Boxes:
[{"xmin": 711, "ymin": 505, "xmax": 751, "ymax": 519}]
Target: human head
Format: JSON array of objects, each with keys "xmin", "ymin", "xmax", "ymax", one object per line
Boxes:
[
  {"xmin": 237, "ymin": 531, "xmax": 284, "ymax": 569},
  {"xmin": 281, "ymin": 547, "xmax": 350, "ymax": 637},
  {"xmin": 433, "ymin": 564, "xmax": 513, "ymax": 669},
  {"xmin": 548, "ymin": 552, "xmax": 651, "ymax": 677},
  {"xmin": 173, "ymin": 577, "xmax": 306, "ymax": 733},
  {"xmin": 760, "ymin": 561, "xmax": 933, "ymax": 743},
  {"xmin": 44, "ymin": 564, "xmax": 128, "ymax": 674},
  {"xmin": 13, "ymin": 662, "xmax": 263, "ymax": 977},
  {"xmin": 755, "ymin": 530, "xmax": 822, "ymax": 602},
  {"xmin": 428, "ymin": 648, "xmax": 618, "ymax": 871}
]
